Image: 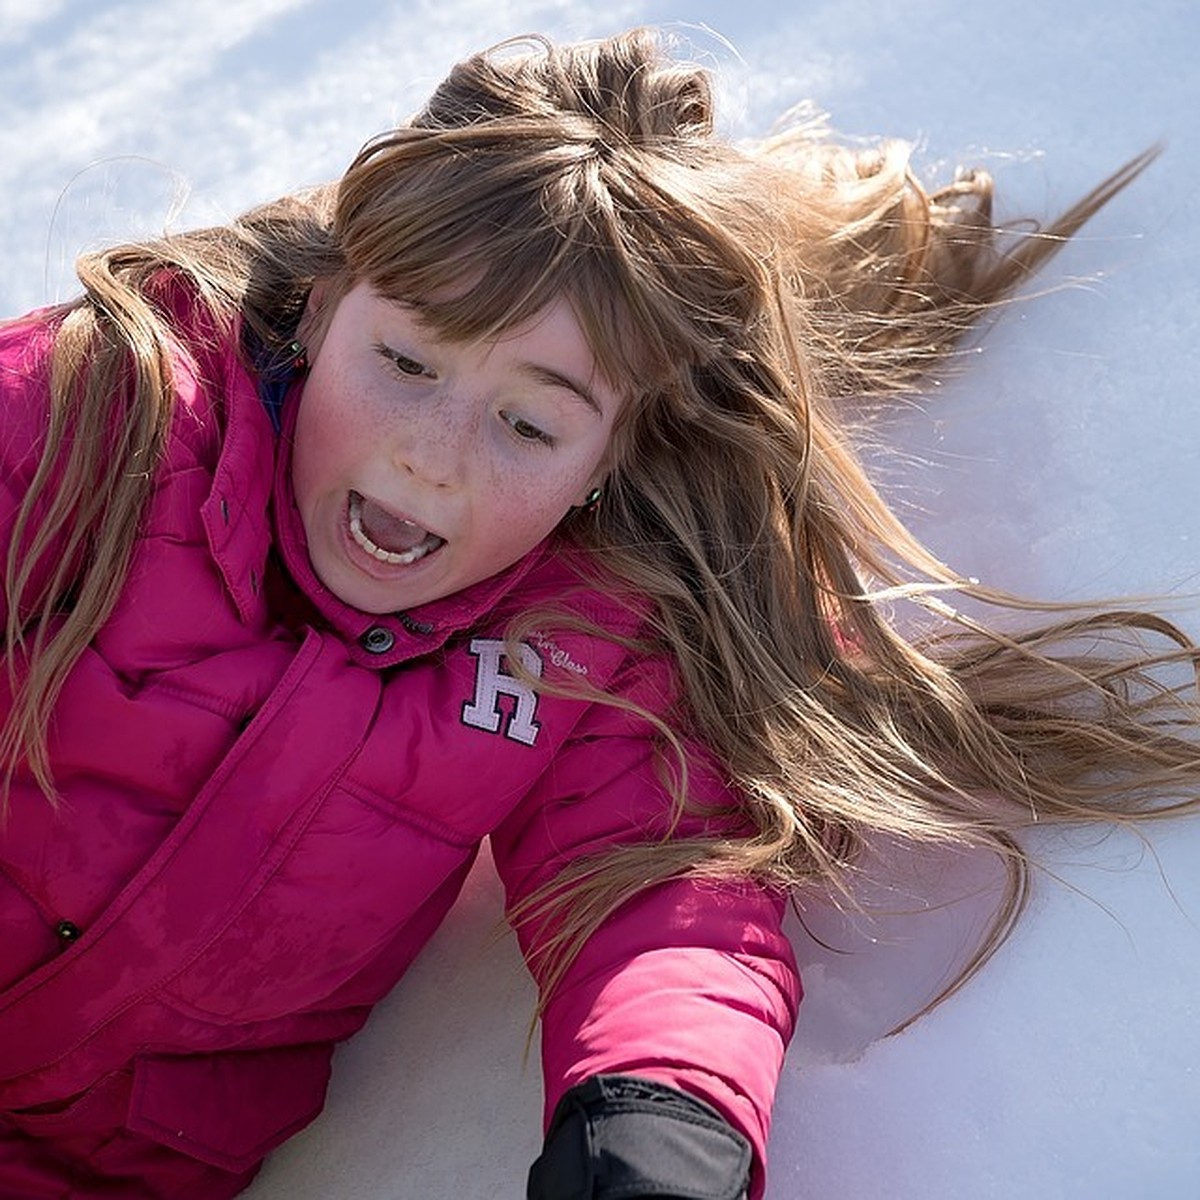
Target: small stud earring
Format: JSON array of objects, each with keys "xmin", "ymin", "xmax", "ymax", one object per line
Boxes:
[{"xmin": 581, "ymin": 487, "xmax": 602, "ymax": 513}]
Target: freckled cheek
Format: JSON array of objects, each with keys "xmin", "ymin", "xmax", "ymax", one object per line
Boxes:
[
  {"xmin": 477, "ymin": 465, "xmax": 578, "ymax": 530},
  {"xmin": 302, "ymin": 370, "xmax": 389, "ymax": 459}
]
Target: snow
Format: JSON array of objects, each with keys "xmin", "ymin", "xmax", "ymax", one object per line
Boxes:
[{"xmin": 3, "ymin": 1, "xmax": 1198, "ymax": 1196}]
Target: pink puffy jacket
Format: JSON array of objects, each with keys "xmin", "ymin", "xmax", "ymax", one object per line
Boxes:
[{"xmin": 0, "ymin": 293, "xmax": 799, "ymax": 1198}]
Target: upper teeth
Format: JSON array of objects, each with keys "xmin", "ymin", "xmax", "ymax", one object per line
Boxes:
[{"xmin": 349, "ymin": 494, "xmax": 438, "ymax": 565}]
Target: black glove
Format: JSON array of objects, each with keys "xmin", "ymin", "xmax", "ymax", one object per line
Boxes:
[{"xmin": 527, "ymin": 1074, "xmax": 751, "ymax": 1200}]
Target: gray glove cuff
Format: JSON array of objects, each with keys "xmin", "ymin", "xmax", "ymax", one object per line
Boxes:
[{"xmin": 527, "ymin": 1074, "xmax": 752, "ymax": 1200}]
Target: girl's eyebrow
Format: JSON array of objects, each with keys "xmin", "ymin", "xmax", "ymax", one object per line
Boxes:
[{"xmin": 520, "ymin": 363, "xmax": 604, "ymax": 417}]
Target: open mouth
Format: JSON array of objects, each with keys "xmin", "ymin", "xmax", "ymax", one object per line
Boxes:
[{"xmin": 348, "ymin": 490, "xmax": 445, "ymax": 566}]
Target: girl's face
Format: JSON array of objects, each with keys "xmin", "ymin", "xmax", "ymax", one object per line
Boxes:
[{"xmin": 291, "ymin": 282, "xmax": 622, "ymax": 614}]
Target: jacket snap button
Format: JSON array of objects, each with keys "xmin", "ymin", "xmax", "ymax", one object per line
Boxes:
[
  {"xmin": 55, "ymin": 920, "xmax": 82, "ymax": 942},
  {"xmin": 359, "ymin": 625, "xmax": 395, "ymax": 654}
]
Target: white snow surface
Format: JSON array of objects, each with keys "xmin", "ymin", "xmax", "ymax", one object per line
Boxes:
[{"xmin": 3, "ymin": 1, "xmax": 1198, "ymax": 1197}]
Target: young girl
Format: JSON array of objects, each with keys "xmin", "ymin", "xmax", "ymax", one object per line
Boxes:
[{"xmin": 1, "ymin": 25, "xmax": 1197, "ymax": 1200}]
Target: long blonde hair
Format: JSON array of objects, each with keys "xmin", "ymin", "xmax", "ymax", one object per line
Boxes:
[{"xmin": 4, "ymin": 28, "xmax": 1196, "ymax": 1019}]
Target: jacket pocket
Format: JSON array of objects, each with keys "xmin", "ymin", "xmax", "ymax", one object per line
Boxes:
[
  {"xmin": 4, "ymin": 1069, "xmax": 132, "ymax": 1137},
  {"xmin": 125, "ymin": 1044, "xmax": 333, "ymax": 1174}
]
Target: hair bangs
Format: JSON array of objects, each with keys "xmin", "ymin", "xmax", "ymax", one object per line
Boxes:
[{"xmin": 333, "ymin": 125, "xmax": 687, "ymax": 398}]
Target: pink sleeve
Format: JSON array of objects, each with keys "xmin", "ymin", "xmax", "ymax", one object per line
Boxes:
[
  {"xmin": 0, "ymin": 313, "xmax": 61, "ymax": 629},
  {"xmin": 0, "ymin": 292, "xmax": 220, "ymax": 632},
  {"xmin": 490, "ymin": 661, "xmax": 801, "ymax": 1199}
]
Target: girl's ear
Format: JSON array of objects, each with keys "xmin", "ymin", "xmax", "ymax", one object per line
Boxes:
[
  {"xmin": 573, "ymin": 480, "xmax": 605, "ymax": 513},
  {"xmin": 297, "ymin": 280, "xmax": 336, "ymax": 357}
]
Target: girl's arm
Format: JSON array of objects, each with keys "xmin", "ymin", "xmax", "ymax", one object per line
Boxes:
[{"xmin": 491, "ymin": 672, "xmax": 800, "ymax": 1200}]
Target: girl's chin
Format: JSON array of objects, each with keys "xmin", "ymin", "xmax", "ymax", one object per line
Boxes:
[{"xmin": 340, "ymin": 564, "xmax": 448, "ymax": 612}]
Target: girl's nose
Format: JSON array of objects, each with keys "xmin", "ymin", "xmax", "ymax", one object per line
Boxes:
[{"xmin": 390, "ymin": 389, "xmax": 472, "ymax": 489}]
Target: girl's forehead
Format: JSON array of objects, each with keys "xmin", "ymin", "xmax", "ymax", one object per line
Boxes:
[{"xmin": 384, "ymin": 276, "xmax": 652, "ymax": 397}]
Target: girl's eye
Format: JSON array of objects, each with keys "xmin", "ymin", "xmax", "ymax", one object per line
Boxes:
[
  {"xmin": 502, "ymin": 411, "xmax": 554, "ymax": 446},
  {"xmin": 376, "ymin": 343, "xmax": 432, "ymax": 379}
]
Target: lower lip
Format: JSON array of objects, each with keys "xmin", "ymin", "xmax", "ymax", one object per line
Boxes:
[{"xmin": 337, "ymin": 495, "xmax": 444, "ymax": 581}]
